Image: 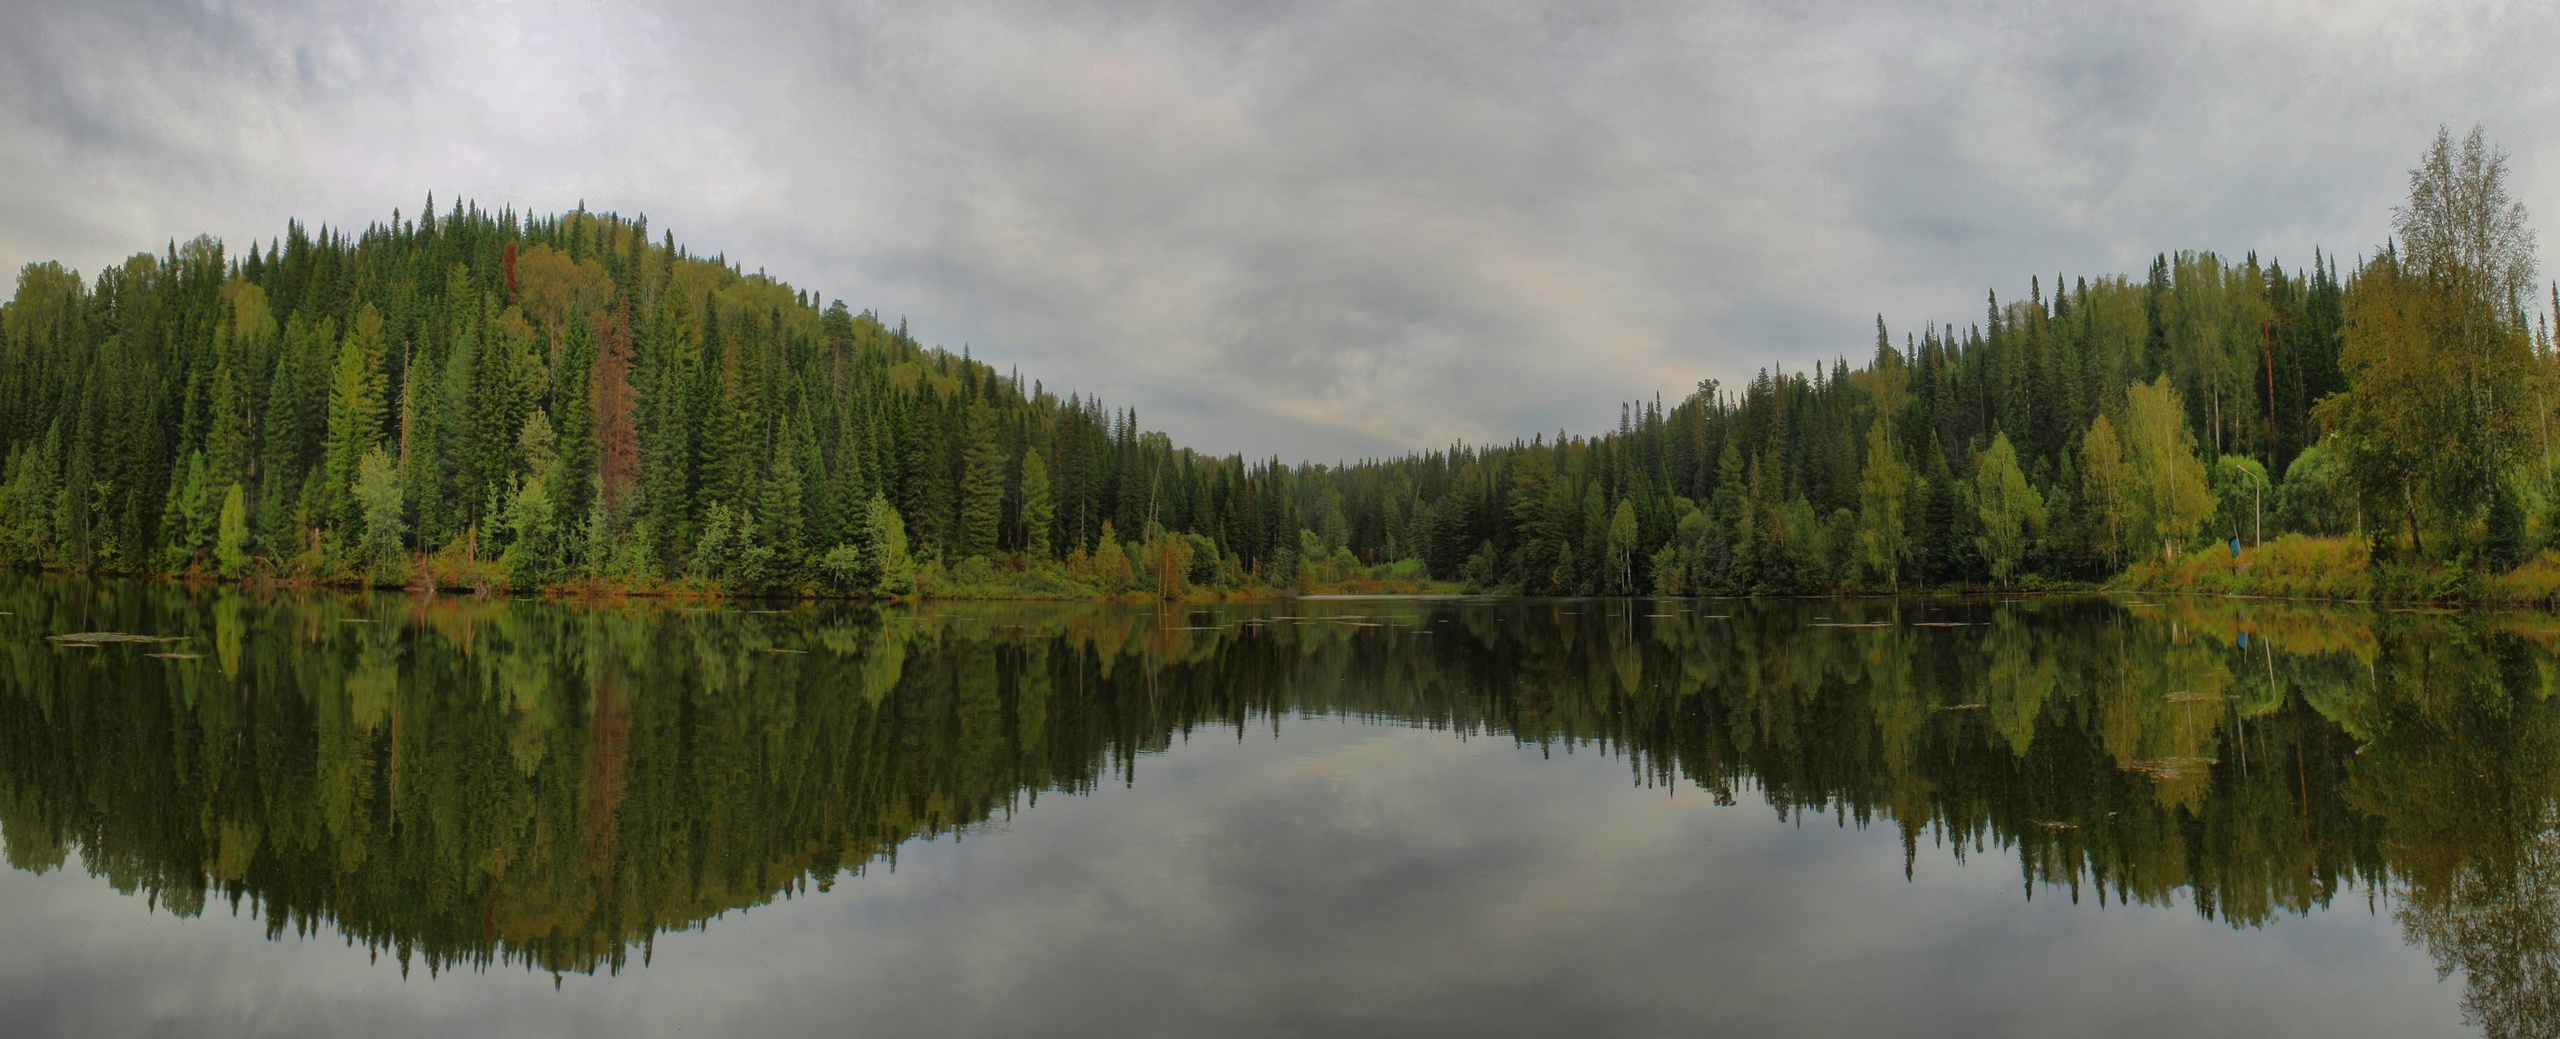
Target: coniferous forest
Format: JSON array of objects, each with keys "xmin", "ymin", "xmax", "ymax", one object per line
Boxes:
[{"xmin": 1, "ymin": 127, "xmax": 2553, "ymax": 600}]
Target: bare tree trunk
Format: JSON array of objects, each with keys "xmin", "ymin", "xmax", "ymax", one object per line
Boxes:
[{"xmin": 2404, "ymin": 477, "xmax": 2425, "ymax": 557}]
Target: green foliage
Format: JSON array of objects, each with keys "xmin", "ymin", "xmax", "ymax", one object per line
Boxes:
[
  {"xmin": 2316, "ymin": 127, "xmax": 2540, "ymax": 560},
  {"xmin": 499, "ymin": 471, "xmax": 556, "ymax": 583},
  {"xmin": 2275, "ymin": 445, "xmax": 2353, "ymax": 536},
  {"xmin": 956, "ymin": 401, "xmax": 1003, "ymax": 559},
  {"xmin": 1856, "ymin": 420, "xmax": 1911, "ymax": 590},
  {"xmin": 324, "ymin": 306, "xmax": 389, "ymax": 526},
  {"xmin": 820, "ymin": 543, "xmax": 867, "ymax": 591},
  {"xmin": 3, "ymin": 579, "xmax": 2556, "ymax": 1015},
  {"xmin": 865, "ymin": 493, "xmax": 915, "ymax": 595},
  {"xmin": 0, "ymin": 132, "xmax": 2537, "ymax": 598},
  {"xmin": 2486, "ymin": 481, "xmax": 2525, "ymax": 573},
  {"xmin": 1088, "ymin": 521, "xmax": 1133, "ymax": 592},
  {"xmin": 2210, "ymin": 454, "xmax": 2270, "ymax": 546},
  {"xmin": 2121, "ymin": 377, "xmax": 2217, "ymax": 562},
  {"xmin": 1018, "ymin": 446, "xmax": 1054, "ymax": 560},
  {"xmin": 353, "ymin": 446, "xmax": 406, "ymax": 575},
  {"xmin": 1604, "ymin": 498, "xmax": 1638, "ymax": 594},
  {"xmin": 1972, "ymin": 434, "xmax": 2043, "ymax": 587},
  {"xmin": 214, "ymin": 484, "xmax": 248, "ymax": 576},
  {"xmin": 2079, "ymin": 414, "xmax": 2129, "ymax": 570},
  {"xmin": 693, "ymin": 502, "xmax": 772, "ymax": 588},
  {"xmin": 0, "ymin": 425, "xmax": 61, "ymax": 567}
]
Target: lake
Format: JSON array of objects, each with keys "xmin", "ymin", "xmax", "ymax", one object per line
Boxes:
[{"xmin": 0, "ymin": 576, "xmax": 2549, "ymax": 1038}]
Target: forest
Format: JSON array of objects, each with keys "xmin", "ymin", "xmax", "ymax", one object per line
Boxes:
[{"xmin": 0, "ymin": 127, "xmax": 2551, "ymax": 600}]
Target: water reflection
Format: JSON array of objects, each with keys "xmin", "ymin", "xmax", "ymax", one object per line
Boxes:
[{"xmin": 0, "ymin": 581, "xmax": 2555, "ymax": 1035}]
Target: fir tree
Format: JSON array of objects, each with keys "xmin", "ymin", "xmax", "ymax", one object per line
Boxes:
[
  {"xmin": 1019, "ymin": 445, "xmax": 1054, "ymax": 560},
  {"xmin": 956, "ymin": 401, "xmax": 1004, "ymax": 559}
]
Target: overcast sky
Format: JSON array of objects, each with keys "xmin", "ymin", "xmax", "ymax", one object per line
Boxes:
[{"xmin": 4, "ymin": 0, "xmax": 2556, "ymax": 461}]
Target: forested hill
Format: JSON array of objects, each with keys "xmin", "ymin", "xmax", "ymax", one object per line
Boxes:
[{"xmin": 0, "ymin": 131, "xmax": 2547, "ymax": 598}]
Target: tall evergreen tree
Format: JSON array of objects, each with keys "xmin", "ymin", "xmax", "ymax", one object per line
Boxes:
[
  {"xmin": 323, "ymin": 305, "xmax": 388, "ymax": 528},
  {"xmin": 1019, "ymin": 445, "xmax": 1054, "ymax": 560},
  {"xmin": 956, "ymin": 401, "xmax": 1004, "ymax": 559}
]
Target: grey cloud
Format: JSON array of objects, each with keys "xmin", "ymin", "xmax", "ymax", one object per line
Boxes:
[{"xmin": 2, "ymin": 0, "xmax": 2556, "ymax": 459}]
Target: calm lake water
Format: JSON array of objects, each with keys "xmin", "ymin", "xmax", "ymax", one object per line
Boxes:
[{"xmin": 0, "ymin": 576, "xmax": 2551, "ymax": 1038}]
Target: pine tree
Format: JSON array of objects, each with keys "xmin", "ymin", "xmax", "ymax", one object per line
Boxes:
[
  {"xmin": 553, "ymin": 310, "xmax": 598, "ymax": 524},
  {"xmin": 258, "ymin": 313, "xmax": 328, "ymax": 542},
  {"xmin": 1019, "ymin": 445, "xmax": 1054, "ymax": 560},
  {"xmin": 323, "ymin": 305, "xmax": 388, "ymax": 528},
  {"xmin": 1919, "ymin": 441, "xmax": 1961, "ymax": 585},
  {"xmin": 761, "ymin": 417, "xmax": 807, "ymax": 573},
  {"xmin": 1707, "ymin": 441, "xmax": 1746, "ymax": 592},
  {"xmin": 639, "ymin": 287, "xmax": 698, "ymax": 565},
  {"xmin": 2486, "ymin": 480, "xmax": 2525, "ymax": 573},
  {"xmin": 956, "ymin": 401, "xmax": 1003, "ymax": 559},
  {"xmin": 205, "ymin": 362, "xmax": 251, "ymax": 488},
  {"xmin": 902, "ymin": 399, "xmax": 950, "ymax": 557}
]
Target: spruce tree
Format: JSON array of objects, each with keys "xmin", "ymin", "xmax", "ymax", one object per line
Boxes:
[
  {"xmin": 956, "ymin": 402, "xmax": 1004, "ymax": 559},
  {"xmin": 1019, "ymin": 446, "xmax": 1054, "ymax": 560},
  {"xmin": 761, "ymin": 417, "xmax": 808, "ymax": 574},
  {"xmin": 901, "ymin": 400, "xmax": 949, "ymax": 558},
  {"xmin": 2486, "ymin": 481, "xmax": 2524, "ymax": 573},
  {"xmin": 323, "ymin": 305, "xmax": 388, "ymax": 529},
  {"xmin": 1919, "ymin": 441, "xmax": 1960, "ymax": 585}
]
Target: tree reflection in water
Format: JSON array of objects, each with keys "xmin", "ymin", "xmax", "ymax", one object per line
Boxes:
[{"xmin": 0, "ymin": 578, "xmax": 2553, "ymax": 1036}]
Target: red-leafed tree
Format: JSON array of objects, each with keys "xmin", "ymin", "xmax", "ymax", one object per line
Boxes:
[{"xmin": 594, "ymin": 304, "xmax": 640, "ymax": 513}]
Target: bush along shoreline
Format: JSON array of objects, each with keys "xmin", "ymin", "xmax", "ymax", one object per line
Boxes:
[
  {"xmin": 2114, "ymin": 534, "xmax": 2560, "ymax": 606},
  {"xmin": 18, "ymin": 516, "xmax": 1462, "ymax": 603},
  {"xmin": 30, "ymin": 529, "xmax": 2560, "ymax": 608}
]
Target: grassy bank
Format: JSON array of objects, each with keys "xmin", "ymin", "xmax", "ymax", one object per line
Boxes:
[{"xmin": 2114, "ymin": 534, "xmax": 2560, "ymax": 605}]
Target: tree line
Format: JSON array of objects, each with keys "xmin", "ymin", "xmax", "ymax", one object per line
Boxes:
[{"xmin": 0, "ymin": 127, "xmax": 2548, "ymax": 596}]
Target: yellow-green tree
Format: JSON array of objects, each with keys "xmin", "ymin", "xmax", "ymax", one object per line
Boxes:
[
  {"xmin": 1605, "ymin": 498, "xmax": 1638, "ymax": 594},
  {"xmin": 2315, "ymin": 126, "xmax": 2539, "ymax": 556},
  {"xmin": 323, "ymin": 304, "xmax": 388, "ymax": 529},
  {"xmin": 1089, "ymin": 520, "xmax": 1131, "ymax": 592},
  {"xmin": 1856, "ymin": 419, "xmax": 1912, "ymax": 590},
  {"xmin": 2079, "ymin": 414, "xmax": 2128, "ymax": 570},
  {"xmin": 1972, "ymin": 433, "xmax": 2043, "ymax": 587},
  {"xmin": 353, "ymin": 446, "xmax": 406, "ymax": 573},
  {"xmin": 214, "ymin": 484, "xmax": 248, "ymax": 576},
  {"xmin": 2160, "ymin": 251, "xmax": 2273, "ymax": 458},
  {"xmin": 864, "ymin": 493, "xmax": 915, "ymax": 594},
  {"xmin": 2122, "ymin": 377, "xmax": 2214, "ymax": 562}
]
